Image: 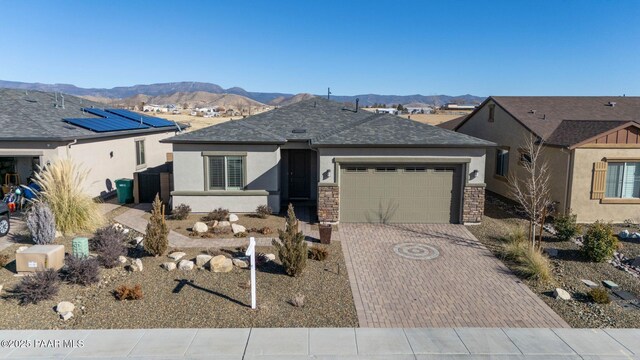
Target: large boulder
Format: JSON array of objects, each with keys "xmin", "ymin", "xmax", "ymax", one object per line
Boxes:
[
  {"xmin": 231, "ymin": 223, "xmax": 247, "ymax": 235},
  {"xmin": 56, "ymin": 301, "xmax": 75, "ymax": 313},
  {"xmin": 218, "ymin": 221, "xmax": 231, "ymax": 227},
  {"xmin": 554, "ymin": 288, "xmax": 571, "ymax": 300},
  {"xmin": 229, "ymin": 214, "xmax": 239, "ymax": 222},
  {"xmin": 178, "ymin": 260, "xmax": 195, "ymax": 271},
  {"xmin": 196, "ymin": 254, "xmax": 213, "ymax": 267},
  {"xmin": 168, "ymin": 252, "xmax": 186, "ymax": 261},
  {"xmin": 192, "ymin": 222, "xmax": 209, "ymax": 234},
  {"xmin": 210, "ymin": 255, "xmax": 233, "ymax": 273}
]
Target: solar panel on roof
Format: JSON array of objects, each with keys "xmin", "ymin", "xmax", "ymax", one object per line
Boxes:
[
  {"xmin": 81, "ymin": 108, "xmax": 119, "ymax": 119},
  {"xmin": 105, "ymin": 109, "xmax": 175, "ymax": 128},
  {"xmin": 63, "ymin": 118, "xmax": 149, "ymax": 133}
]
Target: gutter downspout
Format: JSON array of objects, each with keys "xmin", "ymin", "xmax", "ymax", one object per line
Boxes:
[
  {"xmin": 561, "ymin": 147, "xmax": 573, "ymax": 214},
  {"xmin": 66, "ymin": 139, "xmax": 78, "ymax": 157}
]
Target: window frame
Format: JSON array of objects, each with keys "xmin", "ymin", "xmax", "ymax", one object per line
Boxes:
[
  {"xmin": 494, "ymin": 146, "xmax": 510, "ymax": 180},
  {"xmin": 204, "ymin": 155, "xmax": 247, "ymax": 191},
  {"xmin": 604, "ymin": 160, "xmax": 640, "ymax": 200},
  {"xmin": 135, "ymin": 139, "xmax": 146, "ymax": 169}
]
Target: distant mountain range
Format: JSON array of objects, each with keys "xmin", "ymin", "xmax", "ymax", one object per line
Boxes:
[{"xmin": 0, "ymin": 80, "xmax": 485, "ymax": 106}]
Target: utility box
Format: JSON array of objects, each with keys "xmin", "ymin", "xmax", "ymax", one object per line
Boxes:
[{"xmin": 15, "ymin": 245, "xmax": 65, "ymax": 274}]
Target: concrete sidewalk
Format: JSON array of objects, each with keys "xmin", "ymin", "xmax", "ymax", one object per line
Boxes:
[{"xmin": 0, "ymin": 327, "xmax": 638, "ymax": 359}]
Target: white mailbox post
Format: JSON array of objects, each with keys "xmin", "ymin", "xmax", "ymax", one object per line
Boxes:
[{"xmin": 245, "ymin": 236, "xmax": 257, "ymax": 309}]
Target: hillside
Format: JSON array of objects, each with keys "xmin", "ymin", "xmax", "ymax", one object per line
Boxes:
[
  {"xmin": 270, "ymin": 93, "xmax": 316, "ymax": 106},
  {"xmin": 110, "ymin": 91, "xmax": 266, "ymax": 110},
  {"xmin": 0, "ymin": 80, "xmax": 485, "ymax": 107}
]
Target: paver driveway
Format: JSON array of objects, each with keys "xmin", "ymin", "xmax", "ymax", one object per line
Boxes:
[{"xmin": 339, "ymin": 224, "xmax": 569, "ymax": 328}]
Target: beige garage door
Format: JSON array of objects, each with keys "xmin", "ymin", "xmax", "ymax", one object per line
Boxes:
[{"xmin": 340, "ymin": 164, "xmax": 462, "ymax": 224}]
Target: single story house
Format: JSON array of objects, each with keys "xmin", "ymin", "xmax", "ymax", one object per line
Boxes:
[
  {"xmin": 163, "ymin": 97, "xmax": 494, "ymax": 224},
  {"xmin": 0, "ymin": 89, "xmax": 183, "ymax": 197},
  {"xmin": 455, "ymin": 96, "xmax": 640, "ymax": 223}
]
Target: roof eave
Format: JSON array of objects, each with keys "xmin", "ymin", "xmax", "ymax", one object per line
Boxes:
[
  {"xmin": 311, "ymin": 142, "xmax": 496, "ymax": 148},
  {"xmin": 0, "ymin": 127, "xmax": 180, "ymax": 143},
  {"xmin": 163, "ymin": 139, "xmax": 286, "ymax": 145}
]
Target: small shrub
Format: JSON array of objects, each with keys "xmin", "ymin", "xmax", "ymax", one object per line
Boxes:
[
  {"xmin": 588, "ymin": 287, "xmax": 611, "ymax": 304},
  {"xmin": 26, "ymin": 202, "xmax": 56, "ymax": 245},
  {"xmin": 212, "ymin": 227, "xmax": 232, "ymax": 235},
  {"xmin": 308, "ymin": 246, "xmax": 329, "ymax": 261},
  {"xmin": 144, "ymin": 195, "xmax": 169, "ymax": 256},
  {"xmin": 9, "ymin": 269, "xmax": 59, "ymax": 305},
  {"xmin": 516, "ymin": 248, "xmax": 551, "ymax": 283},
  {"xmin": 169, "ymin": 204, "xmax": 191, "ymax": 220},
  {"xmin": 202, "ymin": 208, "xmax": 229, "ymax": 222},
  {"xmin": 288, "ymin": 293, "xmax": 305, "ymax": 307},
  {"xmin": 272, "ymin": 204, "xmax": 307, "ymax": 276},
  {"xmin": 255, "ymin": 205, "xmax": 272, "ymax": 219},
  {"xmin": 554, "ymin": 213, "xmax": 581, "ymax": 241},
  {"xmin": 0, "ymin": 254, "xmax": 10, "ymax": 267},
  {"xmin": 260, "ymin": 226, "xmax": 273, "ymax": 235},
  {"xmin": 62, "ymin": 256, "xmax": 100, "ymax": 286},
  {"xmin": 114, "ymin": 284, "xmax": 143, "ymax": 300},
  {"xmin": 582, "ymin": 221, "xmax": 618, "ymax": 262},
  {"xmin": 234, "ymin": 231, "xmax": 247, "ymax": 238},
  {"xmin": 91, "ymin": 226, "xmax": 126, "ymax": 268},
  {"xmin": 501, "ymin": 228, "xmax": 527, "ymax": 261}
]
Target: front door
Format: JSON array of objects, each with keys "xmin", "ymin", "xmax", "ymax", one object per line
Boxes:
[{"xmin": 288, "ymin": 150, "xmax": 309, "ymax": 199}]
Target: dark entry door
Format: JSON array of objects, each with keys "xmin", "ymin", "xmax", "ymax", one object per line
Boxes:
[{"xmin": 288, "ymin": 150, "xmax": 309, "ymax": 199}]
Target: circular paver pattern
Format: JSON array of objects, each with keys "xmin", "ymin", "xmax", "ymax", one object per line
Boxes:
[{"xmin": 392, "ymin": 242, "xmax": 440, "ymax": 260}]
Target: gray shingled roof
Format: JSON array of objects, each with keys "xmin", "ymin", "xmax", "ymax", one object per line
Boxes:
[
  {"xmin": 166, "ymin": 97, "xmax": 494, "ymax": 147},
  {"xmin": 460, "ymin": 96, "xmax": 640, "ymax": 145},
  {"xmin": 545, "ymin": 120, "xmax": 638, "ymax": 147},
  {"xmin": 0, "ymin": 89, "xmax": 180, "ymax": 141}
]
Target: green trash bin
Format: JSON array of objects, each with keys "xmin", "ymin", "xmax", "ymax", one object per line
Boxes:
[{"xmin": 115, "ymin": 178, "xmax": 134, "ymax": 204}]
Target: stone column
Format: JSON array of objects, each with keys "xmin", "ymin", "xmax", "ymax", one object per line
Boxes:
[
  {"xmin": 463, "ymin": 184, "xmax": 485, "ymax": 224},
  {"xmin": 317, "ymin": 183, "xmax": 339, "ymax": 223}
]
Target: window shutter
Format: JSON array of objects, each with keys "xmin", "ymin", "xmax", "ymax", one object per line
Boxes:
[{"xmin": 591, "ymin": 161, "xmax": 607, "ymax": 199}]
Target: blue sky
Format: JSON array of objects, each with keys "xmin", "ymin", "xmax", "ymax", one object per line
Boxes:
[{"xmin": 1, "ymin": 0, "xmax": 639, "ymax": 96}]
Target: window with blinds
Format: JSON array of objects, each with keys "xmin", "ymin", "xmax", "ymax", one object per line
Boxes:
[
  {"xmin": 606, "ymin": 162, "xmax": 640, "ymax": 198},
  {"xmin": 206, "ymin": 155, "xmax": 245, "ymax": 190},
  {"xmin": 135, "ymin": 140, "xmax": 145, "ymax": 166}
]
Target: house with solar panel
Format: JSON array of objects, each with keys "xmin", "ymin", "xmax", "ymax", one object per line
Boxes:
[{"xmin": 0, "ymin": 89, "xmax": 183, "ymax": 198}]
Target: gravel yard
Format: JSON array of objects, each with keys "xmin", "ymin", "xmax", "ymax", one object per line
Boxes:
[
  {"xmin": 146, "ymin": 213, "xmax": 286, "ymax": 239},
  {"xmin": 0, "ymin": 230, "xmax": 356, "ymax": 329},
  {"xmin": 468, "ymin": 194, "xmax": 640, "ymax": 328}
]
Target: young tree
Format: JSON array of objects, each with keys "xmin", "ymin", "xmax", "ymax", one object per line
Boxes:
[
  {"xmin": 144, "ymin": 194, "xmax": 169, "ymax": 256},
  {"xmin": 508, "ymin": 135, "xmax": 553, "ymax": 248},
  {"xmin": 272, "ymin": 204, "xmax": 307, "ymax": 276}
]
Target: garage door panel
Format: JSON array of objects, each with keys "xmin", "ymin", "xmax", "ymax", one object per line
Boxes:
[{"xmin": 340, "ymin": 165, "xmax": 461, "ymax": 224}]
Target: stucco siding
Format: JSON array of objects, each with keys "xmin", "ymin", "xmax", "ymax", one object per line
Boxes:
[{"xmin": 570, "ymin": 147, "xmax": 640, "ymax": 223}]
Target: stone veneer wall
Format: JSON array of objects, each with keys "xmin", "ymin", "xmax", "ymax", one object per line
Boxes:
[
  {"xmin": 318, "ymin": 184, "xmax": 339, "ymax": 223},
  {"xmin": 463, "ymin": 185, "xmax": 485, "ymax": 224}
]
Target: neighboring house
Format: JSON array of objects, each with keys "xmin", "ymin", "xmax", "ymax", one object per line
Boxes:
[
  {"xmin": 163, "ymin": 98, "xmax": 494, "ymax": 224},
  {"xmin": 455, "ymin": 96, "xmax": 640, "ymax": 223},
  {"xmin": 442, "ymin": 104, "xmax": 477, "ymax": 111},
  {"xmin": 375, "ymin": 108, "xmax": 399, "ymax": 115},
  {"xmin": 0, "ymin": 89, "xmax": 182, "ymax": 197}
]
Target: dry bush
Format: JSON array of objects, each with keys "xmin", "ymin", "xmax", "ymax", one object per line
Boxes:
[
  {"xmin": 516, "ymin": 247, "xmax": 552, "ymax": 283},
  {"xmin": 62, "ymin": 256, "xmax": 100, "ymax": 286},
  {"xmin": 9, "ymin": 269, "xmax": 60, "ymax": 305},
  {"xmin": 169, "ymin": 204, "xmax": 191, "ymax": 220},
  {"xmin": 234, "ymin": 231, "xmax": 247, "ymax": 238},
  {"xmin": 114, "ymin": 284, "xmax": 143, "ymax": 300},
  {"xmin": 92, "ymin": 226, "xmax": 127, "ymax": 268},
  {"xmin": 26, "ymin": 202, "xmax": 56, "ymax": 245},
  {"xmin": 0, "ymin": 254, "xmax": 10, "ymax": 267},
  {"xmin": 260, "ymin": 227, "xmax": 273, "ymax": 235},
  {"xmin": 501, "ymin": 228, "xmax": 528, "ymax": 260},
  {"xmin": 255, "ymin": 205, "xmax": 272, "ymax": 219},
  {"xmin": 202, "ymin": 208, "xmax": 229, "ymax": 222},
  {"xmin": 588, "ymin": 287, "xmax": 611, "ymax": 304},
  {"xmin": 34, "ymin": 158, "xmax": 104, "ymax": 234},
  {"xmin": 308, "ymin": 246, "xmax": 329, "ymax": 261}
]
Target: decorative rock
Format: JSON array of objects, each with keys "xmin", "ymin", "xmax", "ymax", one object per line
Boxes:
[
  {"xmin": 229, "ymin": 214, "xmax": 239, "ymax": 222},
  {"xmin": 218, "ymin": 221, "xmax": 231, "ymax": 227},
  {"xmin": 60, "ymin": 312, "xmax": 73, "ymax": 321},
  {"xmin": 544, "ymin": 248, "xmax": 558, "ymax": 257},
  {"xmin": 232, "ymin": 258, "xmax": 248, "ymax": 268},
  {"xmin": 127, "ymin": 264, "xmax": 139, "ymax": 272},
  {"xmin": 196, "ymin": 254, "xmax": 213, "ymax": 267},
  {"xmin": 192, "ymin": 222, "xmax": 208, "ymax": 233},
  {"xmin": 619, "ymin": 230, "xmax": 630, "ymax": 239},
  {"xmin": 210, "ymin": 255, "xmax": 233, "ymax": 273},
  {"xmin": 632, "ymin": 232, "xmax": 640, "ymax": 239},
  {"xmin": 178, "ymin": 260, "xmax": 194, "ymax": 271},
  {"xmin": 56, "ymin": 301, "xmax": 75, "ymax": 313},
  {"xmin": 134, "ymin": 236, "xmax": 144, "ymax": 245},
  {"xmin": 122, "ymin": 229, "xmax": 130, "ymax": 235},
  {"xmin": 231, "ymin": 223, "xmax": 247, "ymax": 234},
  {"xmin": 0, "ymin": 284, "xmax": 3, "ymax": 294},
  {"xmin": 16, "ymin": 246, "xmax": 29, "ymax": 253},
  {"xmin": 603, "ymin": 280, "xmax": 619, "ymax": 289},
  {"xmin": 581, "ymin": 279, "xmax": 598, "ymax": 288},
  {"xmin": 210, "ymin": 220, "xmax": 219, "ymax": 228},
  {"xmin": 553, "ymin": 288, "xmax": 571, "ymax": 300},
  {"xmin": 118, "ymin": 256, "xmax": 128, "ymax": 264},
  {"xmin": 112, "ymin": 223, "xmax": 124, "ymax": 231},
  {"xmin": 133, "ymin": 259, "xmax": 143, "ymax": 272},
  {"xmin": 168, "ymin": 252, "xmax": 186, "ymax": 261},
  {"xmin": 265, "ymin": 253, "xmax": 276, "ymax": 261},
  {"xmin": 161, "ymin": 262, "xmax": 176, "ymax": 271}
]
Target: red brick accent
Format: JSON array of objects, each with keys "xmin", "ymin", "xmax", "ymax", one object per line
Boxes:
[
  {"xmin": 318, "ymin": 184, "xmax": 339, "ymax": 223},
  {"xmin": 463, "ymin": 185, "xmax": 485, "ymax": 223}
]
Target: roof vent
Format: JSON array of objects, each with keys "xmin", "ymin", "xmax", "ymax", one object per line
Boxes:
[
  {"xmin": 291, "ymin": 129, "xmax": 307, "ymax": 134},
  {"xmin": 528, "ymin": 109, "xmax": 536, "ymax": 114},
  {"xmin": 608, "ymin": 101, "xmax": 617, "ymax": 107}
]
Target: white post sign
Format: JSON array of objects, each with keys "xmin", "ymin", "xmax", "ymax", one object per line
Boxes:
[{"xmin": 245, "ymin": 236, "xmax": 257, "ymax": 309}]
